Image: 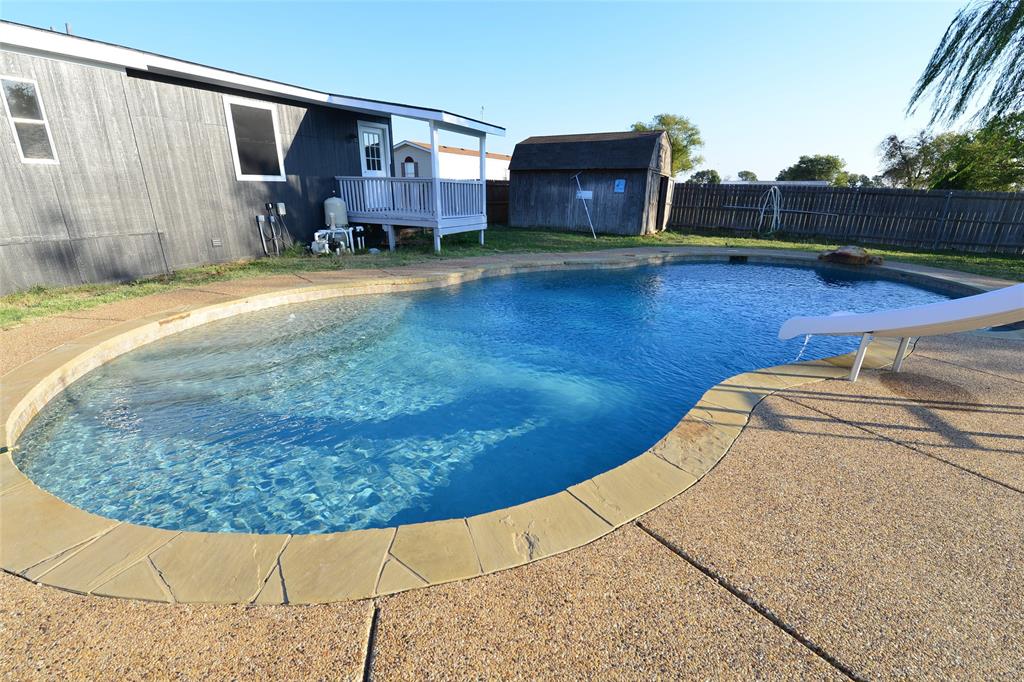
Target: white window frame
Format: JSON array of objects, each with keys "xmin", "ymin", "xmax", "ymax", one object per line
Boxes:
[
  {"xmin": 222, "ymin": 95, "xmax": 286, "ymax": 182},
  {"xmin": 402, "ymin": 156, "xmax": 417, "ymax": 178},
  {"xmin": 1, "ymin": 75, "xmax": 59, "ymax": 165}
]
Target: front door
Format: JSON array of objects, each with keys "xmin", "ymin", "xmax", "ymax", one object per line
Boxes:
[
  {"xmin": 358, "ymin": 121, "xmax": 390, "ymax": 211},
  {"xmin": 358, "ymin": 121, "xmax": 390, "ymax": 178}
]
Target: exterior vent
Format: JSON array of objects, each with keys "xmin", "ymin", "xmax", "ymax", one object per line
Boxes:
[{"xmin": 211, "ymin": 238, "xmax": 223, "ymax": 247}]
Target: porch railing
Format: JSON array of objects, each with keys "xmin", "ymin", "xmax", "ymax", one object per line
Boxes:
[{"xmin": 337, "ymin": 176, "xmax": 485, "ymax": 222}]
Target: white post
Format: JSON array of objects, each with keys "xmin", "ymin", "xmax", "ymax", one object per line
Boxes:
[
  {"xmin": 384, "ymin": 224, "xmax": 396, "ymax": 252},
  {"xmin": 479, "ymin": 133, "xmax": 487, "ymax": 245},
  {"xmin": 849, "ymin": 333, "xmax": 872, "ymax": 382},
  {"xmin": 429, "ymin": 121, "xmax": 443, "ymax": 253}
]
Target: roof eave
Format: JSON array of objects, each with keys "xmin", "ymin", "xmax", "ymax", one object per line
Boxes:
[{"xmin": 0, "ymin": 21, "xmax": 505, "ymax": 137}]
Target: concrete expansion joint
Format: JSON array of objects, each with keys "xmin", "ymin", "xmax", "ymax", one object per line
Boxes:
[
  {"xmin": 779, "ymin": 395, "xmax": 1024, "ymax": 496},
  {"xmin": 361, "ymin": 601, "xmax": 382, "ymax": 682},
  {"xmin": 387, "ymin": 553, "xmax": 429, "ymax": 586},
  {"xmin": 57, "ymin": 314, "xmax": 128, "ymax": 323},
  {"xmin": 372, "ymin": 528, "xmax": 400, "ymax": 595},
  {"xmin": 916, "ymin": 351, "xmax": 1024, "ymax": 387},
  {"xmin": 252, "ymin": 535, "xmax": 292, "ymax": 604},
  {"xmin": 147, "ymin": 556, "xmax": 176, "ymax": 603},
  {"xmin": 633, "ymin": 520, "xmax": 866, "ymax": 682},
  {"xmin": 178, "ymin": 286, "xmax": 235, "ymax": 298},
  {"xmin": 566, "ymin": 489, "xmax": 616, "ymax": 527},
  {"xmin": 23, "ymin": 521, "xmax": 122, "ymax": 580},
  {"xmin": 463, "ymin": 519, "xmax": 485, "ymax": 574}
]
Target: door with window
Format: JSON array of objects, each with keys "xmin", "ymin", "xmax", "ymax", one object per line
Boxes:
[{"xmin": 358, "ymin": 121, "xmax": 390, "ymax": 210}]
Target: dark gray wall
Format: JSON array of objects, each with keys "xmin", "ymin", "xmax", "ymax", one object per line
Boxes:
[
  {"xmin": 0, "ymin": 49, "xmax": 386, "ymax": 294},
  {"xmin": 509, "ymin": 169, "xmax": 666, "ymax": 235}
]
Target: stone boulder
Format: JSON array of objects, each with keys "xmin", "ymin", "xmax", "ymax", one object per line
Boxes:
[{"xmin": 818, "ymin": 245, "xmax": 884, "ymax": 266}]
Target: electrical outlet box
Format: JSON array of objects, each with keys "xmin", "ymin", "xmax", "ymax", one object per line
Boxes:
[{"xmin": 276, "ymin": 202, "xmax": 286, "ymax": 216}]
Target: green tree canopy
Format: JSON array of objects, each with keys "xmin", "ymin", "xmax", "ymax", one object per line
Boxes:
[
  {"xmin": 932, "ymin": 114, "xmax": 1024, "ymax": 189},
  {"xmin": 776, "ymin": 155, "xmax": 847, "ymax": 183},
  {"xmin": 838, "ymin": 173, "xmax": 879, "ymax": 188},
  {"xmin": 909, "ymin": 0, "xmax": 1024, "ymax": 125},
  {"xmin": 878, "ymin": 114, "xmax": 1024, "ymax": 191},
  {"xmin": 687, "ymin": 169, "xmax": 721, "ymax": 185},
  {"xmin": 737, "ymin": 170, "xmax": 758, "ymax": 182},
  {"xmin": 631, "ymin": 113, "xmax": 703, "ymax": 175}
]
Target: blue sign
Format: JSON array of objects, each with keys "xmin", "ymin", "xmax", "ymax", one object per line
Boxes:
[{"xmin": 614, "ymin": 179, "xmax": 626, "ymax": 193}]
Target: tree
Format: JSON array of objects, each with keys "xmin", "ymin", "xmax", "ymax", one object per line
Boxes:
[
  {"xmin": 878, "ymin": 132, "xmax": 939, "ymax": 189},
  {"xmin": 930, "ymin": 113, "xmax": 1024, "ymax": 190},
  {"xmin": 840, "ymin": 173, "xmax": 878, "ymax": 188},
  {"xmin": 878, "ymin": 114, "xmax": 1024, "ymax": 191},
  {"xmin": 631, "ymin": 113, "xmax": 703, "ymax": 175},
  {"xmin": 687, "ymin": 169, "xmax": 721, "ymax": 185},
  {"xmin": 909, "ymin": 0, "xmax": 1024, "ymax": 125},
  {"xmin": 776, "ymin": 155, "xmax": 847, "ymax": 183},
  {"xmin": 737, "ymin": 170, "xmax": 758, "ymax": 182}
]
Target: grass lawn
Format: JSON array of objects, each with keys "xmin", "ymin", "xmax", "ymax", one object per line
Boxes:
[{"xmin": 2, "ymin": 227, "xmax": 1020, "ymax": 329}]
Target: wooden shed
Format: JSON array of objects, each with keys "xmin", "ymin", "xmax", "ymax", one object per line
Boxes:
[{"xmin": 508, "ymin": 131, "xmax": 672, "ymax": 235}]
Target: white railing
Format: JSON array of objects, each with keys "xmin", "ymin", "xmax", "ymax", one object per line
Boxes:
[
  {"xmin": 337, "ymin": 176, "xmax": 485, "ymax": 222},
  {"xmin": 440, "ymin": 179, "xmax": 486, "ymax": 218}
]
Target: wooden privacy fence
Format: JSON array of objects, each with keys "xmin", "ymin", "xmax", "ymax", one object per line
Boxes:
[
  {"xmin": 486, "ymin": 180, "xmax": 509, "ymax": 225},
  {"xmin": 667, "ymin": 183, "xmax": 1024, "ymax": 254}
]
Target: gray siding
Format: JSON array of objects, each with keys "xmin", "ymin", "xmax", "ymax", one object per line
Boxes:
[
  {"xmin": 393, "ymin": 144, "xmax": 432, "ymax": 178},
  {"xmin": 1, "ymin": 51, "xmax": 162, "ymax": 290},
  {"xmin": 509, "ymin": 169, "xmax": 662, "ymax": 236},
  {"xmin": 0, "ymin": 49, "xmax": 385, "ymax": 294}
]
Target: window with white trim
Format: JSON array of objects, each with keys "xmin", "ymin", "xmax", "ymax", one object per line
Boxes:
[
  {"xmin": 402, "ymin": 155, "xmax": 418, "ymax": 178},
  {"xmin": 223, "ymin": 96, "xmax": 285, "ymax": 181},
  {"xmin": 1, "ymin": 76, "xmax": 58, "ymax": 164}
]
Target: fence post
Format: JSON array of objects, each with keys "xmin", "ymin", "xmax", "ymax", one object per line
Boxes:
[
  {"xmin": 992, "ymin": 196, "xmax": 1010, "ymax": 252},
  {"xmin": 932, "ymin": 191, "xmax": 953, "ymax": 250}
]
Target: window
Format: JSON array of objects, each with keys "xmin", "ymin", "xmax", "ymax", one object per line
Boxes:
[
  {"xmin": 223, "ymin": 97, "xmax": 285, "ymax": 181},
  {"xmin": 402, "ymin": 156, "xmax": 418, "ymax": 178},
  {"xmin": 363, "ymin": 130, "xmax": 383, "ymax": 171},
  {"xmin": 1, "ymin": 76, "xmax": 57, "ymax": 164}
]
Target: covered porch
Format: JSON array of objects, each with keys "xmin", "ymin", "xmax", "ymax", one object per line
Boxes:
[{"xmin": 338, "ymin": 119, "xmax": 501, "ymax": 252}]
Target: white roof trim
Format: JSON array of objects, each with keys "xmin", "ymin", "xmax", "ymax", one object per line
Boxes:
[
  {"xmin": 0, "ymin": 21, "xmax": 505, "ymax": 137},
  {"xmin": 394, "ymin": 140, "xmax": 432, "ymax": 153}
]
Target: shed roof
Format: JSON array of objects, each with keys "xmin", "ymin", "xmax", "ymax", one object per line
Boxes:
[{"xmin": 509, "ymin": 131, "xmax": 667, "ymax": 172}]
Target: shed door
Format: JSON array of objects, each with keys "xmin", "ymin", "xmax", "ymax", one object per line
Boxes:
[{"xmin": 655, "ymin": 175, "xmax": 670, "ymax": 232}]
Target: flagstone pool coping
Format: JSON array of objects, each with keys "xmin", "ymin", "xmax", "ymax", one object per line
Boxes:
[{"xmin": 0, "ymin": 247, "xmax": 1014, "ymax": 604}]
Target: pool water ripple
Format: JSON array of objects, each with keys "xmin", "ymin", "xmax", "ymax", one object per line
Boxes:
[{"xmin": 15, "ymin": 262, "xmax": 951, "ymax": 533}]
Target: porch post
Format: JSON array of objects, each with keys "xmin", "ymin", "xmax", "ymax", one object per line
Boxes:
[
  {"xmin": 479, "ymin": 133, "xmax": 487, "ymax": 245},
  {"xmin": 429, "ymin": 121, "xmax": 443, "ymax": 253}
]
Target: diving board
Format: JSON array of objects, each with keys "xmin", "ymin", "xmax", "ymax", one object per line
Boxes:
[{"xmin": 779, "ymin": 283, "xmax": 1024, "ymax": 381}]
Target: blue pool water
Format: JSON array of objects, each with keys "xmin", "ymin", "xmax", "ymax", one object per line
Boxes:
[{"xmin": 15, "ymin": 262, "xmax": 952, "ymax": 534}]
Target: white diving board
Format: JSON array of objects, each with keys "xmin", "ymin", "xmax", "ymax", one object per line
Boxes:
[{"xmin": 779, "ymin": 283, "xmax": 1024, "ymax": 381}]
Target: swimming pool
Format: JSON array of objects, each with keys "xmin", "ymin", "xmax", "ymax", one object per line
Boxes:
[{"xmin": 14, "ymin": 262, "xmax": 952, "ymax": 534}]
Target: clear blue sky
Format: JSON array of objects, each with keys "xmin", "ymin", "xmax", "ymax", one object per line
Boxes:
[{"xmin": 3, "ymin": 1, "xmax": 961, "ymax": 179}]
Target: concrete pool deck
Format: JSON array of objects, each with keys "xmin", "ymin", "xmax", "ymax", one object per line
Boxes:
[{"xmin": 1, "ymin": 247, "xmax": 1022, "ymax": 677}]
